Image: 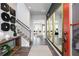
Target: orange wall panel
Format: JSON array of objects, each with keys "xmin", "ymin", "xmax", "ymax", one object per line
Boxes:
[{"xmin": 63, "ymin": 3, "xmax": 70, "ymax": 56}]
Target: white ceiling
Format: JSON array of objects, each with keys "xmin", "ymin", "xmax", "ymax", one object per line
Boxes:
[{"xmin": 25, "ymin": 3, "xmax": 51, "ymax": 15}]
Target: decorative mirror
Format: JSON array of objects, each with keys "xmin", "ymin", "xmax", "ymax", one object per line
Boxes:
[
  {"xmin": 10, "ymin": 16, "xmax": 16, "ymax": 23},
  {"xmin": 1, "ymin": 12, "xmax": 10, "ymax": 22},
  {"xmin": 11, "ymin": 24, "xmax": 16, "ymax": 31},
  {"xmin": 1, "ymin": 3, "xmax": 9, "ymax": 12},
  {"xmin": 10, "ymin": 7, "xmax": 15, "ymax": 16},
  {"xmin": 1, "ymin": 23, "xmax": 10, "ymax": 31}
]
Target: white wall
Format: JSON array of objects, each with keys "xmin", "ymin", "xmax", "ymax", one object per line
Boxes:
[
  {"xmin": 8, "ymin": 3, "xmax": 17, "ymax": 10},
  {"xmin": 16, "ymin": 3, "xmax": 31, "ymax": 28},
  {"xmin": 16, "ymin": 3, "xmax": 31, "ymax": 47},
  {"xmin": 32, "ymin": 14, "xmax": 46, "ymax": 21},
  {"xmin": 31, "ymin": 14, "xmax": 46, "ymax": 40},
  {"xmin": 31, "ymin": 14, "xmax": 46, "ymax": 28}
]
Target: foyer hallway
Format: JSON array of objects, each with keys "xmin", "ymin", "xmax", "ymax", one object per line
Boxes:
[
  {"xmin": 13, "ymin": 35, "xmax": 53, "ymax": 56},
  {"xmin": 1, "ymin": 3, "xmax": 78, "ymax": 56}
]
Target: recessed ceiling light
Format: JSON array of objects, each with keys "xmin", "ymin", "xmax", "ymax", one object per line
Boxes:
[
  {"xmin": 41, "ymin": 10, "xmax": 46, "ymax": 12},
  {"xmin": 28, "ymin": 6, "xmax": 31, "ymax": 9}
]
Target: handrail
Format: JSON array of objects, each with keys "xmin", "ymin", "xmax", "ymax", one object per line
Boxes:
[
  {"xmin": 0, "ymin": 36, "xmax": 21, "ymax": 45},
  {"xmin": 70, "ymin": 22, "xmax": 79, "ymax": 26},
  {"xmin": 16, "ymin": 19, "xmax": 31, "ymax": 32}
]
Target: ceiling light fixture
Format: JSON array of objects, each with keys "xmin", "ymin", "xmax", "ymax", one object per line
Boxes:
[
  {"xmin": 28, "ymin": 6, "xmax": 31, "ymax": 10},
  {"xmin": 41, "ymin": 10, "xmax": 46, "ymax": 12}
]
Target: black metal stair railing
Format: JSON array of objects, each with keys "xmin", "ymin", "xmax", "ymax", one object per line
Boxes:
[
  {"xmin": 16, "ymin": 19, "xmax": 31, "ymax": 40},
  {"xmin": 16, "ymin": 19, "xmax": 31, "ymax": 32}
]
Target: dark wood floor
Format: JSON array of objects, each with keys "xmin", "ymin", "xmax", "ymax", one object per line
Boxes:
[{"xmin": 13, "ymin": 47, "xmax": 31, "ymax": 56}]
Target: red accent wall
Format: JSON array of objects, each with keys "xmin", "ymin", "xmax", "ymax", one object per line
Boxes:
[{"xmin": 63, "ymin": 3, "xmax": 70, "ymax": 56}]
